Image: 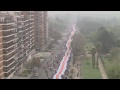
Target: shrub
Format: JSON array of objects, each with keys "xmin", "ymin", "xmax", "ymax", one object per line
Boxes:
[{"xmin": 106, "ymin": 61, "xmax": 120, "ymax": 79}]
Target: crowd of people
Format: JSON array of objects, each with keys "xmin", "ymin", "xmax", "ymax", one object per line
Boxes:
[
  {"xmin": 30, "ymin": 25, "xmax": 76, "ymax": 79},
  {"xmin": 42, "ymin": 37, "xmax": 69, "ymax": 79},
  {"xmin": 40, "ymin": 27, "xmax": 74, "ymax": 79}
]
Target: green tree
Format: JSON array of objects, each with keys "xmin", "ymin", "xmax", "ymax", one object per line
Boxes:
[
  {"xmin": 87, "ymin": 32, "xmax": 96, "ymax": 43},
  {"xmin": 96, "ymin": 27, "xmax": 115, "ymax": 54},
  {"xmin": 48, "ymin": 16, "xmax": 70, "ymax": 33},
  {"xmin": 91, "ymin": 47, "xmax": 96, "ymax": 69},
  {"xmin": 49, "ymin": 30, "xmax": 62, "ymax": 44},
  {"xmin": 71, "ymin": 32, "xmax": 85, "ymax": 62},
  {"xmin": 106, "ymin": 61, "xmax": 120, "ymax": 79},
  {"xmin": 106, "ymin": 48, "xmax": 120, "ymax": 79},
  {"xmin": 109, "ymin": 47, "xmax": 120, "ymax": 61},
  {"xmin": 95, "ymin": 41, "xmax": 102, "ymax": 68},
  {"xmin": 116, "ymin": 39, "xmax": 120, "ymax": 47}
]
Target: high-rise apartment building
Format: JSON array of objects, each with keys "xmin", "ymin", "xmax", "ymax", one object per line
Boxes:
[
  {"xmin": 0, "ymin": 12, "xmax": 16, "ymax": 79},
  {"xmin": 0, "ymin": 15, "xmax": 4, "ymax": 79},
  {"xmin": 34, "ymin": 11, "xmax": 42, "ymax": 51},
  {"xmin": 43, "ymin": 11, "xmax": 49, "ymax": 45},
  {"xmin": 13, "ymin": 11, "xmax": 35, "ymax": 74},
  {"xmin": 0, "ymin": 11, "xmax": 35, "ymax": 79},
  {"xmin": 34, "ymin": 11, "xmax": 49, "ymax": 51},
  {"xmin": 0, "ymin": 11, "xmax": 48, "ymax": 79}
]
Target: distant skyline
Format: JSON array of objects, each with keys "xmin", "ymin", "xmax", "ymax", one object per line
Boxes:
[{"xmin": 48, "ymin": 11, "xmax": 120, "ymax": 19}]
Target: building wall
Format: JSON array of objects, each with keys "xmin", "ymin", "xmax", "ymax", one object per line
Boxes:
[
  {"xmin": 0, "ymin": 11, "xmax": 35, "ymax": 79},
  {"xmin": 0, "ymin": 11, "xmax": 49, "ymax": 78},
  {"xmin": 14, "ymin": 11, "xmax": 35, "ymax": 74},
  {"xmin": 34, "ymin": 11, "xmax": 44, "ymax": 51},
  {"xmin": 43, "ymin": 11, "xmax": 49, "ymax": 45},
  {"xmin": 0, "ymin": 12, "xmax": 17, "ymax": 79},
  {"xmin": 34, "ymin": 11, "xmax": 48, "ymax": 52},
  {"xmin": 39, "ymin": 11, "xmax": 44, "ymax": 51},
  {"xmin": 0, "ymin": 25, "xmax": 4, "ymax": 79}
]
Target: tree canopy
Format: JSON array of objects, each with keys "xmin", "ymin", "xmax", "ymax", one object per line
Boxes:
[
  {"xmin": 95, "ymin": 27, "xmax": 115, "ymax": 54},
  {"xmin": 49, "ymin": 30, "xmax": 62, "ymax": 43},
  {"xmin": 71, "ymin": 32, "xmax": 85, "ymax": 57}
]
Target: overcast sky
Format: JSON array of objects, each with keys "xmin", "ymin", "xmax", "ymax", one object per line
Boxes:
[{"xmin": 48, "ymin": 11, "xmax": 120, "ymax": 18}]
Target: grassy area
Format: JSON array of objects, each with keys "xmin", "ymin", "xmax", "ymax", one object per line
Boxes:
[
  {"xmin": 101, "ymin": 55, "xmax": 120, "ymax": 79},
  {"xmin": 22, "ymin": 70, "xmax": 31, "ymax": 74},
  {"xmin": 82, "ymin": 57, "xmax": 102, "ymax": 79},
  {"xmin": 101, "ymin": 55, "xmax": 109, "ymax": 66},
  {"xmin": 98, "ymin": 55, "xmax": 120, "ymax": 79},
  {"xmin": 18, "ymin": 70, "xmax": 31, "ymax": 77},
  {"xmin": 81, "ymin": 41, "xmax": 102, "ymax": 79},
  {"xmin": 39, "ymin": 57, "xmax": 46, "ymax": 59}
]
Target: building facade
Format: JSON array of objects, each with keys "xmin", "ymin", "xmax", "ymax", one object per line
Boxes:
[
  {"xmin": 34, "ymin": 11, "xmax": 49, "ymax": 52},
  {"xmin": 0, "ymin": 11, "xmax": 48, "ymax": 79},
  {"xmin": 0, "ymin": 12, "xmax": 16, "ymax": 79},
  {"xmin": 13, "ymin": 11, "xmax": 35, "ymax": 75},
  {"xmin": 0, "ymin": 19, "xmax": 4, "ymax": 79},
  {"xmin": 0, "ymin": 11, "xmax": 35, "ymax": 79},
  {"xmin": 43, "ymin": 11, "xmax": 49, "ymax": 45}
]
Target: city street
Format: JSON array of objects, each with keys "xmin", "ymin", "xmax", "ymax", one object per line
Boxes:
[
  {"xmin": 30, "ymin": 35, "xmax": 68, "ymax": 79},
  {"xmin": 30, "ymin": 24, "xmax": 76, "ymax": 79}
]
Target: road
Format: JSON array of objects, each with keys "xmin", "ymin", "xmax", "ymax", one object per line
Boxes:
[{"xmin": 30, "ymin": 35, "xmax": 67, "ymax": 79}]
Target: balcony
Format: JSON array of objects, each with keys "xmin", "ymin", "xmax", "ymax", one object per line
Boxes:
[
  {"xmin": 3, "ymin": 35, "xmax": 15, "ymax": 42},
  {"xmin": 30, "ymin": 45, "xmax": 35, "ymax": 51},
  {"xmin": 17, "ymin": 55, "xmax": 23, "ymax": 62},
  {"xmin": 4, "ymin": 68, "xmax": 15, "ymax": 77},
  {"xmin": 18, "ymin": 31, "xmax": 23, "ymax": 35},
  {"xmin": 3, "ymin": 46, "xmax": 15, "ymax": 54},
  {"xmin": 29, "ymin": 31, "xmax": 34, "ymax": 36},
  {"xmin": 16, "ymin": 59, "xmax": 23, "ymax": 68},
  {"xmin": 17, "ymin": 41, "xmax": 22, "ymax": 47},
  {"xmin": 17, "ymin": 37, "xmax": 22, "ymax": 43},
  {"xmin": 16, "ymin": 17, "xmax": 24, "ymax": 22},
  {"xmin": 3, "ymin": 41, "xmax": 16, "ymax": 48},
  {"xmin": 2, "ymin": 25, "xmax": 14, "ymax": 30},
  {"xmin": 23, "ymin": 51, "xmax": 27, "ymax": 57},
  {"xmin": 17, "ymin": 27, "xmax": 23, "ymax": 32},
  {"xmin": 23, "ymin": 38, "xmax": 29, "ymax": 44},
  {"xmin": 2, "ymin": 30, "xmax": 15, "ymax": 36},
  {"xmin": 24, "ymin": 42, "xmax": 29, "ymax": 47},
  {"xmin": 4, "ymin": 58, "xmax": 15, "ymax": 67},
  {"xmin": 23, "ymin": 49, "xmax": 26, "ymax": 54},
  {"xmin": 17, "ymin": 51, "xmax": 23, "ymax": 57},
  {"xmin": 16, "ymin": 46, "xmax": 22, "ymax": 54},
  {"xmin": 24, "ymin": 24, "xmax": 31, "ymax": 29},
  {"xmin": 23, "ymin": 29, "xmax": 28, "ymax": 34},
  {"xmin": 4, "ymin": 61, "xmax": 16, "ymax": 72},
  {"xmin": 0, "ymin": 18, "xmax": 14, "ymax": 24},
  {"xmin": 3, "ymin": 51, "xmax": 16, "ymax": 60}
]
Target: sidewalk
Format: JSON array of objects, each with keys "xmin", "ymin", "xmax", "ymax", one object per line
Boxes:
[{"xmin": 98, "ymin": 57, "xmax": 108, "ymax": 79}]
